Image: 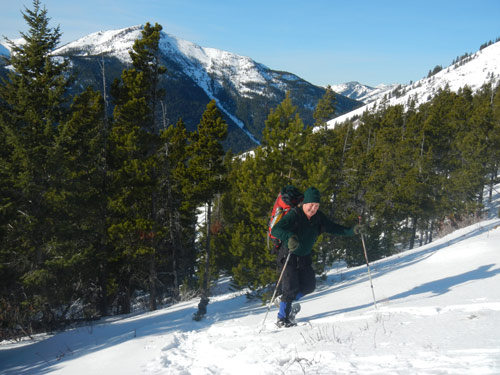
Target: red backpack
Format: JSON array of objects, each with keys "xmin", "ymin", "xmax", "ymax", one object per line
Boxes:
[{"xmin": 267, "ymin": 185, "xmax": 303, "ymax": 250}]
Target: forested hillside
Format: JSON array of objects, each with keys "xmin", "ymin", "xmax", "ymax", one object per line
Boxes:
[{"xmin": 1, "ymin": 1, "xmax": 499, "ymax": 340}]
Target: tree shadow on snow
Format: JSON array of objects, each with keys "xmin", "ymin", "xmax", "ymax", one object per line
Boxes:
[
  {"xmin": 305, "ymin": 264, "xmax": 500, "ymax": 321},
  {"xmin": 385, "ymin": 263, "xmax": 500, "ymax": 301},
  {"xmin": 314, "ymin": 220, "xmax": 500, "ymax": 303}
]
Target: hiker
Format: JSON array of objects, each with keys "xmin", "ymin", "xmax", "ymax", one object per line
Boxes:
[{"xmin": 271, "ymin": 186, "xmax": 362, "ymax": 327}]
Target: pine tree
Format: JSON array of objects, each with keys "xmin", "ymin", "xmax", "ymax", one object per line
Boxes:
[
  {"xmin": 336, "ymin": 110, "xmax": 384, "ymax": 266},
  {"xmin": 313, "ymin": 85, "xmax": 336, "ymax": 127},
  {"xmin": 157, "ymin": 118, "xmax": 196, "ymax": 299},
  {"xmin": 305, "ymin": 87, "xmax": 342, "ymax": 273},
  {"xmin": 185, "ymin": 100, "xmax": 227, "ymax": 316},
  {"xmin": 224, "ymin": 148, "xmax": 277, "ymax": 290},
  {"xmin": 420, "ymin": 88, "xmax": 460, "ymax": 220},
  {"xmin": 490, "ymin": 83, "xmax": 500, "ymax": 202},
  {"xmin": 450, "ymin": 87, "xmax": 488, "ymax": 215},
  {"xmin": 108, "ymin": 22, "xmax": 167, "ymax": 313},
  {"xmin": 0, "ymin": 0, "xmax": 71, "ymax": 333},
  {"xmin": 261, "ymin": 91, "xmax": 310, "ymax": 183},
  {"xmin": 51, "ymin": 87, "xmax": 109, "ymax": 317},
  {"xmin": 222, "ymin": 93, "xmax": 311, "ymax": 293}
]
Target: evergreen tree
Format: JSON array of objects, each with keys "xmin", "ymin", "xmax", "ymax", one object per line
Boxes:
[
  {"xmin": 489, "ymin": 83, "xmax": 500, "ymax": 202},
  {"xmin": 450, "ymin": 87, "xmax": 488, "ymax": 214},
  {"xmin": 185, "ymin": 100, "xmax": 227, "ymax": 315},
  {"xmin": 223, "ymin": 93, "xmax": 311, "ymax": 293},
  {"xmin": 313, "ymin": 85, "xmax": 336, "ymax": 127},
  {"xmin": 305, "ymin": 87, "xmax": 342, "ymax": 273},
  {"xmin": 261, "ymin": 91, "xmax": 310, "ymax": 182},
  {"xmin": 0, "ymin": 0, "xmax": 71, "ymax": 333},
  {"xmin": 225, "ymin": 148, "xmax": 278, "ymax": 291},
  {"xmin": 335, "ymin": 110, "xmax": 387, "ymax": 266},
  {"xmin": 108, "ymin": 22, "xmax": 167, "ymax": 313},
  {"xmin": 393, "ymin": 104, "xmax": 435, "ymax": 249},
  {"xmin": 51, "ymin": 87, "xmax": 109, "ymax": 317},
  {"xmin": 420, "ymin": 88, "xmax": 459, "ymax": 219},
  {"xmin": 157, "ymin": 118, "xmax": 196, "ymax": 299}
]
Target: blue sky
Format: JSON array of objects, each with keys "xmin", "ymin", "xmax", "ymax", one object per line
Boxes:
[{"xmin": 2, "ymin": 0, "xmax": 499, "ymax": 87}]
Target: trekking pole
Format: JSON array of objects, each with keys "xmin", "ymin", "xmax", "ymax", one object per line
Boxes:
[
  {"xmin": 258, "ymin": 252, "xmax": 291, "ymax": 333},
  {"xmin": 358, "ymin": 216, "xmax": 378, "ymax": 309}
]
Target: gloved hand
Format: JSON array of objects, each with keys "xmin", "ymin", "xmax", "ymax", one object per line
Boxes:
[
  {"xmin": 287, "ymin": 235, "xmax": 299, "ymax": 253},
  {"xmin": 353, "ymin": 223, "xmax": 367, "ymax": 235}
]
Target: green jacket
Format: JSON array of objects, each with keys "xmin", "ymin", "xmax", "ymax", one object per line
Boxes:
[{"xmin": 271, "ymin": 207, "xmax": 354, "ymax": 256}]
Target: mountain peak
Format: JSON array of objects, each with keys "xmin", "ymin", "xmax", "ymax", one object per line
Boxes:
[
  {"xmin": 55, "ymin": 25, "xmax": 144, "ymax": 62},
  {"xmin": 331, "ymin": 81, "xmax": 401, "ymax": 104}
]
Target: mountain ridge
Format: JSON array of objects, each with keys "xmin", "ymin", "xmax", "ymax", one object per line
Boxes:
[
  {"xmin": 330, "ymin": 81, "xmax": 400, "ymax": 104},
  {"xmin": 6, "ymin": 25, "xmax": 497, "ymax": 151},
  {"xmin": 328, "ymin": 40, "xmax": 500, "ymax": 128},
  {"xmin": 45, "ymin": 25, "xmax": 360, "ymax": 151}
]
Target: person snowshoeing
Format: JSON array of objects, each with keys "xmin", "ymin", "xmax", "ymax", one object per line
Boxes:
[{"xmin": 271, "ymin": 186, "xmax": 360, "ymax": 327}]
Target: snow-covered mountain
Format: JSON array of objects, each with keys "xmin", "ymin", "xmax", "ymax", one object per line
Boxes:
[
  {"xmin": 49, "ymin": 25, "xmax": 359, "ymax": 151},
  {"xmin": 328, "ymin": 40, "xmax": 500, "ymax": 128},
  {"xmin": 56, "ymin": 26, "xmax": 277, "ymax": 101},
  {"xmin": 330, "ymin": 81, "xmax": 400, "ymax": 104}
]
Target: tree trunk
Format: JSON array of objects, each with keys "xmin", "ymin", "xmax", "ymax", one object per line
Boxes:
[
  {"xmin": 119, "ymin": 284, "xmax": 131, "ymax": 315},
  {"xmin": 148, "ymin": 252, "xmax": 157, "ymax": 311},
  {"xmin": 489, "ymin": 166, "xmax": 497, "ymax": 203},
  {"xmin": 194, "ymin": 202, "xmax": 212, "ymax": 319},
  {"xmin": 98, "ymin": 259, "xmax": 108, "ymax": 316},
  {"xmin": 169, "ymin": 210, "xmax": 180, "ymax": 300},
  {"xmin": 409, "ymin": 217, "xmax": 417, "ymax": 250},
  {"xmin": 203, "ymin": 202, "xmax": 212, "ymax": 296}
]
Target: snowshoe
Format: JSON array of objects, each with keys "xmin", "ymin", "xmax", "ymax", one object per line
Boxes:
[
  {"xmin": 192, "ymin": 312, "xmax": 205, "ymax": 321},
  {"xmin": 276, "ymin": 317, "xmax": 297, "ymax": 328}
]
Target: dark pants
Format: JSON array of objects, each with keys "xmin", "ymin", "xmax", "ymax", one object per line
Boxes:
[{"xmin": 277, "ymin": 246, "xmax": 316, "ymax": 305}]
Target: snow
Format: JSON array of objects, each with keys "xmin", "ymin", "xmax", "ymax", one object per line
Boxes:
[
  {"xmin": 1, "ymin": 186, "xmax": 499, "ymax": 374},
  {"xmin": 330, "ymin": 81, "xmax": 400, "ymax": 104},
  {"xmin": 54, "ymin": 25, "xmax": 262, "ymax": 144},
  {"xmin": 55, "ymin": 26, "xmax": 144, "ymax": 63},
  {"xmin": 1, "ymin": 38, "xmax": 27, "ymax": 58},
  {"xmin": 54, "ymin": 24, "xmax": 271, "ymax": 100},
  {"xmin": 0, "ymin": 43, "xmax": 9, "ymax": 58},
  {"xmin": 328, "ymin": 41, "xmax": 500, "ymax": 128}
]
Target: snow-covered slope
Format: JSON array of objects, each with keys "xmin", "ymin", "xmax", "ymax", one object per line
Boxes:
[
  {"xmin": 331, "ymin": 81, "xmax": 400, "ymax": 104},
  {"xmin": 328, "ymin": 41, "xmax": 500, "ymax": 128},
  {"xmin": 1, "ymin": 187, "xmax": 499, "ymax": 374}
]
